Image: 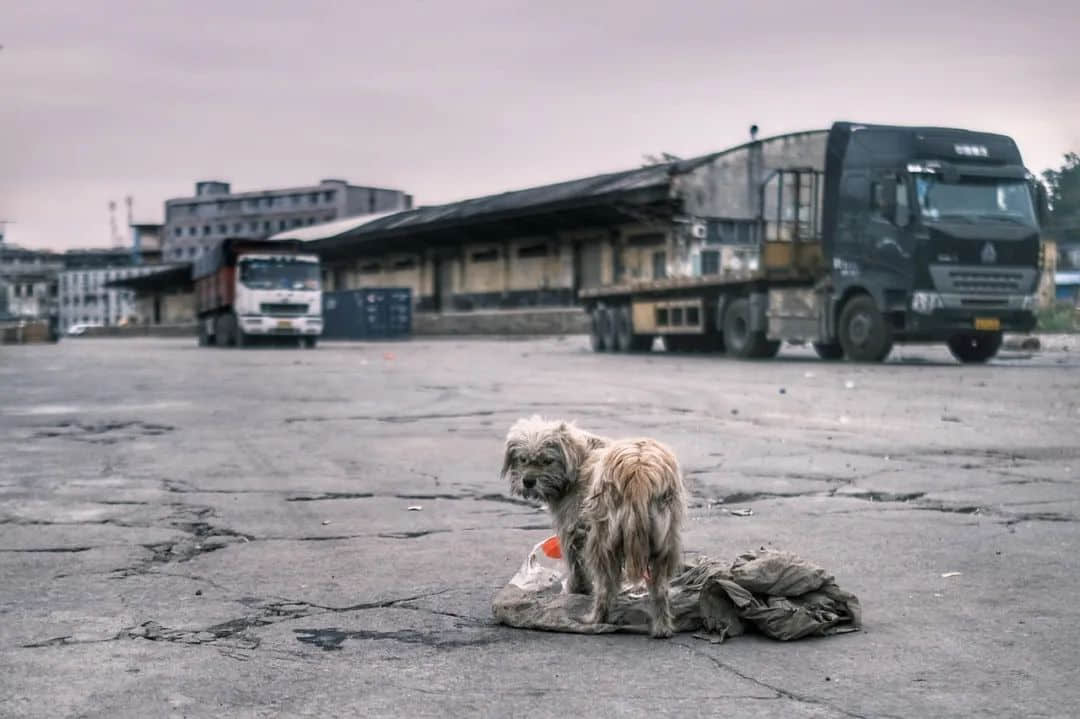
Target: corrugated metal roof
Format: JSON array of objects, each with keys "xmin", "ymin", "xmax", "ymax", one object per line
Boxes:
[
  {"xmin": 267, "ymin": 211, "xmax": 403, "ymax": 243},
  {"xmin": 337, "ymin": 161, "xmax": 681, "ymax": 238}
]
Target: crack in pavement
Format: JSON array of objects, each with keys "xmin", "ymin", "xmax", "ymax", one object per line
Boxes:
[
  {"xmin": 673, "ymin": 639, "xmax": 903, "ymax": 719},
  {"xmin": 19, "ymin": 588, "xmax": 468, "ymax": 655}
]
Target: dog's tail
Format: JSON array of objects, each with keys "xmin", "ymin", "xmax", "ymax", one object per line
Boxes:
[{"xmin": 588, "ymin": 439, "xmax": 685, "ymax": 582}]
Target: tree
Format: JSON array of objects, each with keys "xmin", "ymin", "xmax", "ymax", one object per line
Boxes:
[{"xmin": 1041, "ymin": 152, "xmax": 1080, "ymax": 230}]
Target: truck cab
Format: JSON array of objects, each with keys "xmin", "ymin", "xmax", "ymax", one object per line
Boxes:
[{"xmin": 822, "ymin": 123, "xmax": 1046, "ymax": 362}]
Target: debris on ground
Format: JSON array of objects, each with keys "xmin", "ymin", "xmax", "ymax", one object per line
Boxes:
[
  {"xmin": 941, "ymin": 572, "xmax": 962, "ymax": 578},
  {"xmin": 845, "ymin": 380, "xmax": 856, "ymax": 389},
  {"xmin": 493, "ymin": 540, "xmax": 860, "ymax": 642},
  {"xmin": 407, "ymin": 505, "xmax": 422, "ymax": 511},
  {"xmin": 729, "ymin": 508, "xmax": 754, "ymax": 517}
]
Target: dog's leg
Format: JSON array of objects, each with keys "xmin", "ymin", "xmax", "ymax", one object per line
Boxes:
[
  {"xmin": 563, "ymin": 525, "xmax": 592, "ymax": 595},
  {"xmin": 583, "ymin": 522, "xmax": 620, "ymax": 625},
  {"xmin": 647, "ymin": 552, "xmax": 678, "ymax": 639}
]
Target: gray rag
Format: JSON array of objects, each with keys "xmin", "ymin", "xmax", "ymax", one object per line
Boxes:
[{"xmin": 492, "ymin": 547, "xmax": 862, "ymax": 642}]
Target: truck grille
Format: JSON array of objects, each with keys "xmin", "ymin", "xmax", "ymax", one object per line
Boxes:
[
  {"xmin": 929, "ymin": 266, "xmax": 1036, "ymax": 295},
  {"xmin": 260, "ymin": 303, "xmax": 309, "ymax": 316}
]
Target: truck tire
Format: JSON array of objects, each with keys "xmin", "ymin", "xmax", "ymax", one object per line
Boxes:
[
  {"xmin": 198, "ymin": 320, "xmax": 210, "ymax": 347},
  {"xmin": 838, "ymin": 295, "xmax": 893, "ymax": 362},
  {"xmin": 723, "ymin": 297, "xmax": 778, "ymax": 359},
  {"xmin": 304, "ymin": 336, "xmax": 318, "ymax": 349},
  {"xmin": 947, "ymin": 332, "xmax": 1002, "ymax": 364},
  {"xmin": 214, "ymin": 314, "xmax": 231, "ymax": 347},
  {"xmin": 589, "ymin": 309, "xmax": 608, "ymax": 352},
  {"xmin": 813, "ymin": 342, "xmax": 844, "ymax": 360}
]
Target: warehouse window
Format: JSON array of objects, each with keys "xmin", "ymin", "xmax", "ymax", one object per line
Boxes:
[
  {"xmin": 471, "ymin": 248, "xmax": 499, "ymax": 263},
  {"xmin": 359, "ymin": 262, "xmax": 382, "ymax": 273},
  {"xmin": 393, "ymin": 257, "xmax": 418, "ymax": 270},
  {"xmin": 517, "ymin": 243, "xmax": 548, "ymax": 259},
  {"xmin": 652, "ymin": 251, "xmax": 667, "ymax": 279},
  {"xmin": 628, "ymin": 233, "xmax": 665, "ymax": 247}
]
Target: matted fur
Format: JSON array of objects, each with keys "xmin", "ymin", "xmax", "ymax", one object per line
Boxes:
[{"xmin": 501, "ymin": 415, "xmax": 686, "ymax": 638}]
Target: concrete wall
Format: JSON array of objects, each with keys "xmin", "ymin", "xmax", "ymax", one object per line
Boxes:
[{"xmin": 413, "ymin": 308, "xmax": 588, "ymax": 335}]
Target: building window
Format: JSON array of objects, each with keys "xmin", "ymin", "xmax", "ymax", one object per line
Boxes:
[
  {"xmin": 291, "ymin": 195, "xmax": 301, "ymax": 206},
  {"xmin": 188, "ymin": 227, "xmax": 197, "ymax": 236},
  {"xmin": 174, "ymin": 227, "xmax": 183, "ymax": 236},
  {"xmin": 263, "ymin": 221, "xmax": 271, "ymax": 232},
  {"xmin": 359, "ymin": 262, "xmax": 381, "ymax": 273},
  {"xmin": 323, "ymin": 191, "xmax": 336, "ymax": 203},
  {"xmin": 250, "ymin": 221, "xmax": 259, "ymax": 231},
  {"xmin": 652, "ymin": 251, "xmax": 666, "ymax": 279},
  {"xmin": 701, "ymin": 250, "xmax": 719, "ymax": 275},
  {"xmin": 325, "ymin": 213, "xmax": 336, "ymax": 222},
  {"xmin": 217, "ymin": 224, "xmax": 226, "ymax": 234},
  {"xmin": 233, "ymin": 223, "xmax": 242, "ymax": 233},
  {"xmin": 517, "ymin": 243, "xmax": 548, "ymax": 259},
  {"xmin": 471, "ymin": 248, "xmax": 499, "ymax": 263},
  {"xmin": 203, "ymin": 225, "xmax": 211, "ymax": 236},
  {"xmin": 291, "ymin": 218, "xmax": 302, "ymax": 228},
  {"xmin": 278, "ymin": 220, "xmax": 287, "ymax": 230},
  {"xmin": 309, "ymin": 192, "xmax": 319, "ymax": 204},
  {"xmin": 307, "ymin": 217, "xmax": 316, "ymax": 225}
]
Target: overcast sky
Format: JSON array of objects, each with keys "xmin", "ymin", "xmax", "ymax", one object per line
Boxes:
[{"xmin": 2, "ymin": 0, "xmax": 1077, "ymax": 250}]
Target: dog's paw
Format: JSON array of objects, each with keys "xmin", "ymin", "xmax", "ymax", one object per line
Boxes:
[{"xmin": 650, "ymin": 622, "xmax": 674, "ymax": 639}]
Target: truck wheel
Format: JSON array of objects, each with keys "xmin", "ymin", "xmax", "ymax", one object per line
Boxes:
[
  {"xmin": 198, "ymin": 320, "xmax": 210, "ymax": 347},
  {"xmin": 213, "ymin": 314, "xmax": 230, "ymax": 347},
  {"xmin": 589, "ymin": 309, "xmax": 608, "ymax": 352},
  {"xmin": 233, "ymin": 314, "xmax": 249, "ymax": 348},
  {"xmin": 723, "ymin": 297, "xmax": 776, "ymax": 359},
  {"xmin": 947, "ymin": 332, "xmax": 1002, "ymax": 364},
  {"xmin": 813, "ymin": 342, "xmax": 844, "ymax": 360},
  {"xmin": 304, "ymin": 336, "xmax": 318, "ymax": 349},
  {"xmin": 838, "ymin": 295, "xmax": 892, "ymax": 362}
]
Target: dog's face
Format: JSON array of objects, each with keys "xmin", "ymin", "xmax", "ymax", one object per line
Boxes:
[{"xmin": 501, "ymin": 416, "xmax": 579, "ymax": 504}]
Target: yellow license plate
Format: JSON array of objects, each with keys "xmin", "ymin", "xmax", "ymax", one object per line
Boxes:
[
  {"xmin": 277, "ymin": 320, "xmax": 292, "ymax": 329},
  {"xmin": 974, "ymin": 317, "xmax": 1001, "ymax": 331}
]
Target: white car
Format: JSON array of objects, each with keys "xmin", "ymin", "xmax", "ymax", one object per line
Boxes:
[{"xmin": 66, "ymin": 323, "xmax": 100, "ymax": 336}]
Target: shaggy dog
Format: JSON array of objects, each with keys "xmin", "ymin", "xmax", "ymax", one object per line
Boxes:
[{"xmin": 501, "ymin": 416, "xmax": 686, "ymax": 638}]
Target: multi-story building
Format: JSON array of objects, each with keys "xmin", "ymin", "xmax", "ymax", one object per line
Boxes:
[
  {"xmin": 162, "ymin": 179, "xmax": 413, "ymax": 261},
  {"xmin": 58, "ymin": 263, "xmax": 162, "ymax": 331}
]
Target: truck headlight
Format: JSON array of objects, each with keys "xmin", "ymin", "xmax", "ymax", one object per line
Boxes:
[{"xmin": 911, "ymin": 291, "xmax": 944, "ymax": 315}]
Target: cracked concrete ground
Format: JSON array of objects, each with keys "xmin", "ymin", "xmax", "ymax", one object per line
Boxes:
[{"xmin": 2, "ymin": 336, "xmax": 1079, "ymax": 718}]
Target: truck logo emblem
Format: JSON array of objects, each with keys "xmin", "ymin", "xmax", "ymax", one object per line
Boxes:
[{"xmin": 981, "ymin": 242, "xmax": 997, "ymax": 264}]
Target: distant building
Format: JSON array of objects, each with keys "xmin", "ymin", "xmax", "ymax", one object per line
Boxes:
[
  {"xmin": 162, "ymin": 179, "xmax": 413, "ymax": 262},
  {"xmin": 58, "ymin": 263, "xmax": 162, "ymax": 331},
  {"xmin": 131, "ymin": 223, "xmax": 164, "ymax": 265}
]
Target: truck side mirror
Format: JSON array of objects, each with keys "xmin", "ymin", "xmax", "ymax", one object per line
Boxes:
[{"xmin": 1035, "ymin": 182, "xmax": 1050, "ymax": 226}]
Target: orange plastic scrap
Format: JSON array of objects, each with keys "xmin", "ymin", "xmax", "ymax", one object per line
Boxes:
[{"xmin": 540, "ymin": 535, "xmax": 562, "ymax": 559}]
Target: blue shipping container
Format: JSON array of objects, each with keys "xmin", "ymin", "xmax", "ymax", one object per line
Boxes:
[{"xmin": 322, "ymin": 288, "xmax": 412, "ymax": 340}]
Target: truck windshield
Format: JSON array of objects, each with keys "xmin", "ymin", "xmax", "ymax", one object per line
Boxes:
[
  {"xmin": 914, "ymin": 175, "xmax": 1036, "ymax": 226},
  {"xmin": 239, "ymin": 259, "xmax": 320, "ymax": 290}
]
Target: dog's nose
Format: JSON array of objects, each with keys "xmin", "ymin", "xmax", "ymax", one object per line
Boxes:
[{"xmin": 523, "ymin": 477, "xmax": 536, "ymax": 489}]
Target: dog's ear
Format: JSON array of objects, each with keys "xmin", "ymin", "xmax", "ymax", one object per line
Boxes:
[
  {"xmin": 499, "ymin": 439, "xmax": 516, "ymax": 480},
  {"xmin": 553, "ymin": 424, "xmax": 582, "ymax": 475}
]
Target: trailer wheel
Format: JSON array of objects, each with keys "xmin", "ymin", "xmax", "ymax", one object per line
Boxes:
[
  {"xmin": 838, "ymin": 295, "xmax": 893, "ymax": 362},
  {"xmin": 812, "ymin": 342, "xmax": 844, "ymax": 360},
  {"xmin": 723, "ymin": 297, "xmax": 777, "ymax": 359},
  {"xmin": 589, "ymin": 308, "xmax": 609, "ymax": 352},
  {"xmin": 197, "ymin": 320, "xmax": 210, "ymax": 347},
  {"xmin": 947, "ymin": 332, "xmax": 1002, "ymax": 364},
  {"xmin": 303, "ymin": 336, "xmax": 318, "ymax": 349},
  {"xmin": 213, "ymin": 314, "xmax": 231, "ymax": 347}
]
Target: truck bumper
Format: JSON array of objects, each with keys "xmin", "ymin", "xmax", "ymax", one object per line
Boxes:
[
  {"xmin": 900, "ymin": 308, "xmax": 1037, "ymax": 340},
  {"xmin": 238, "ymin": 316, "xmax": 323, "ymax": 336}
]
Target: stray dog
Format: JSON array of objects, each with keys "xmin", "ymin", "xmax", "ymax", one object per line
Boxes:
[{"xmin": 501, "ymin": 416, "xmax": 686, "ymax": 638}]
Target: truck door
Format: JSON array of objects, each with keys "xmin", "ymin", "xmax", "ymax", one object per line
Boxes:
[{"xmin": 866, "ymin": 171, "xmax": 916, "ymax": 305}]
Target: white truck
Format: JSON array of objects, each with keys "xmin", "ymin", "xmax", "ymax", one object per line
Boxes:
[{"xmin": 194, "ymin": 238, "xmax": 323, "ymax": 348}]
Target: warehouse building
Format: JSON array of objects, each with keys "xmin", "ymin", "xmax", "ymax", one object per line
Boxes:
[{"xmin": 280, "ymin": 130, "xmax": 827, "ymax": 318}]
